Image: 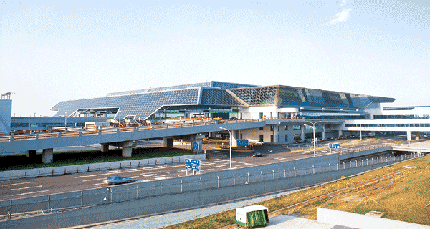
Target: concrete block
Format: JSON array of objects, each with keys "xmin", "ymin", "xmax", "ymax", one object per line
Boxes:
[{"xmin": 147, "ymin": 158, "xmax": 156, "ymax": 165}]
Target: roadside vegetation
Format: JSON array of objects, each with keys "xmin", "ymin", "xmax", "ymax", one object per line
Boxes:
[
  {"xmin": 0, "ymin": 147, "xmax": 196, "ymax": 171},
  {"xmin": 165, "ymin": 154, "xmax": 430, "ymax": 228}
]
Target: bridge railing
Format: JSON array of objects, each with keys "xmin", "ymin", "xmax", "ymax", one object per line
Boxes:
[{"xmin": 0, "ymin": 119, "xmax": 263, "ymax": 143}]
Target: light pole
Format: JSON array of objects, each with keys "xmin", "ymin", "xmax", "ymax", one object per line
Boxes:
[
  {"xmin": 117, "ymin": 111, "xmax": 121, "ymax": 127},
  {"xmin": 304, "ymin": 122, "xmax": 317, "ymax": 157},
  {"xmin": 219, "ymin": 127, "xmax": 232, "ymax": 169},
  {"xmin": 65, "ymin": 112, "xmax": 67, "ymax": 128}
]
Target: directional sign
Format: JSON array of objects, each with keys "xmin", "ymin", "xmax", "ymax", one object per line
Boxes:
[
  {"xmin": 236, "ymin": 139, "xmax": 249, "ymax": 146},
  {"xmin": 185, "ymin": 159, "xmax": 201, "ymax": 171},
  {"xmin": 329, "ymin": 143, "xmax": 340, "ymax": 149}
]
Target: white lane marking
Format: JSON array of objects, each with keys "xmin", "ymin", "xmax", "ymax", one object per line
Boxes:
[
  {"xmin": 10, "ymin": 182, "xmax": 31, "ymax": 186},
  {"xmin": 80, "ymin": 175, "xmax": 97, "ymax": 178},
  {"xmin": 215, "ymin": 165, "xmax": 226, "ymax": 167},
  {"xmin": 171, "ymin": 165, "xmax": 183, "ymax": 168},
  {"xmin": 139, "ymin": 180, "xmax": 151, "ymax": 182},
  {"xmin": 18, "ymin": 191, "xmax": 35, "ymax": 196},
  {"xmin": 154, "ymin": 177, "xmax": 170, "ymax": 180},
  {"xmin": 94, "ymin": 183, "xmax": 105, "ymax": 186},
  {"xmin": 11, "ymin": 185, "xmax": 42, "ymax": 191},
  {"xmin": 94, "ymin": 178, "xmax": 106, "ymax": 181},
  {"xmin": 37, "ymin": 190, "xmax": 49, "ymax": 193},
  {"xmin": 82, "ymin": 180, "xmax": 90, "ymax": 182},
  {"xmin": 130, "ymin": 176, "xmax": 140, "ymax": 179},
  {"xmin": 141, "ymin": 174, "xmax": 155, "ymax": 177}
]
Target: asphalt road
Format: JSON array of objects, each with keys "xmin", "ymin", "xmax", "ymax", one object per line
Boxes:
[{"xmin": 0, "ymin": 138, "xmax": 397, "ymax": 201}]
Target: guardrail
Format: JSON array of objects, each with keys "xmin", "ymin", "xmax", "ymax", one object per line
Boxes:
[{"xmin": 0, "ymin": 152, "xmax": 418, "ymax": 221}]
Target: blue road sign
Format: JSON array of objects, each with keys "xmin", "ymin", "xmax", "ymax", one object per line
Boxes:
[
  {"xmin": 236, "ymin": 139, "xmax": 249, "ymax": 146},
  {"xmin": 192, "ymin": 142, "xmax": 199, "ymax": 150},
  {"xmin": 329, "ymin": 143, "xmax": 340, "ymax": 149},
  {"xmin": 185, "ymin": 159, "xmax": 201, "ymax": 171}
]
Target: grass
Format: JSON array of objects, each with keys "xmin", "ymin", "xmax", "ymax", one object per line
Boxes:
[
  {"xmin": 164, "ymin": 154, "xmax": 430, "ymax": 228},
  {"xmin": 0, "ymin": 147, "xmax": 197, "ymax": 171}
]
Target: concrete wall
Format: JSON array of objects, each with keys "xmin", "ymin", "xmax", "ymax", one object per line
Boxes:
[
  {"xmin": 0, "ymin": 154, "xmax": 206, "ymax": 181},
  {"xmin": 317, "ymin": 208, "xmax": 430, "ymax": 229}
]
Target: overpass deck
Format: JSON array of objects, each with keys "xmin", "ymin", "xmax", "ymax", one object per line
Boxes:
[{"xmin": 0, "ymin": 119, "xmax": 265, "ymax": 155}]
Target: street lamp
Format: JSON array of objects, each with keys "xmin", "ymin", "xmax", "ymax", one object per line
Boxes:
[
  {"xmin": 65, "ymin": 112, "xmax": 67, "ymax": 128},
  {"xmin": 219, "ymin": 127, "xmax": 232, "ymax": 169},
  {"xmin": 304, "ymin": 122, "xmax": 317, "ymax": 157}
]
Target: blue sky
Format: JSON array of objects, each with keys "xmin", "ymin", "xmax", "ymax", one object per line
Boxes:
[{"xmin": 1, "ymin": 0, "xmax": 429, "ymax": 116}]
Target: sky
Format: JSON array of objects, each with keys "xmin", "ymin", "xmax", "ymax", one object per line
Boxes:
[{"xmin": 0, "ymin": 0, "xmax": 429, "ymax": 117}]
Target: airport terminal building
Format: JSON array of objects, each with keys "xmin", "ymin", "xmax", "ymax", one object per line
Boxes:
[{"xmin": 50, "ymin": 81, "xmax": 396, "ymax": 143}]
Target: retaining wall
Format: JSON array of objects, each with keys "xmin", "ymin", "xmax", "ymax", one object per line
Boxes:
[{"xmin": 0, "ymin": 154, "xmax": 206, "ymax": 181}]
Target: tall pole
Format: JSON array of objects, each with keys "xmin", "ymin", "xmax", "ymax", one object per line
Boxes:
[
  {"xmin": 313, "ymin": 123, "xmax": 316, "ymax": 157},
  {"xmin": 229, "ymin": 130, "xmax": 232, "ymax": 169},
  {"xmin": 219, "ymin": 127, "xmax": 232, "ymax": 169},
  {"xmin": 65, "ymin": 112, "xmax": 67, "ymax": 128}
]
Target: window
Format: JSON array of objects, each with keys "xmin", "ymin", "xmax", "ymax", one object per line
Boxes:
[
  {"xmin": 259, "ymin": 127, "xmax": 264, "ymax": 130},
  {"xmin": 285, "ymin": 125, "xmax": 288, "ymax": 130},
  {"xmin": 270, "ymin": 135, "xmax": 274, "ymax": 142},
  {"xmin": 285, "ymin": 135, "xmax": 288, "ymax": 142},
  {"xmin": 259, "ymin": 135, "xmax": 264, "ymax": 142},
  {"xmin": 270, "ymin": 125, "xmax": 274, "ymax": 131},
  {"xmin": 259, "ymin": 112, "xmax": 263, "ymax": 119}
]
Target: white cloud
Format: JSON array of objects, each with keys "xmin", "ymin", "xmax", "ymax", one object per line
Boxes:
[
  {"xmin": 340, "ymin": 0, "xmax": 347, "ymax": 6},
  {"xmin": 330, "ymin": 8, "xmax": 352, "ymax": 25}
]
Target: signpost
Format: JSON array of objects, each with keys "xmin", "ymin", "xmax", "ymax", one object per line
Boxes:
[
  {"xmin": 185, "ymin": 159, "xmax": 201, "ymax": 175},
  {"xmin": 329, "ymin": 143, "xmax": 340, "ymax": 154}
]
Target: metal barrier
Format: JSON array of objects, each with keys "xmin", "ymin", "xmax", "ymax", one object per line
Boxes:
[{"xmin": 0, "ymin": 152, "xmax": 418, "ymax": 221}]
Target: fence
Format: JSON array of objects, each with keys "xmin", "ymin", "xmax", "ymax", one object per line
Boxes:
[{"xmin": 0, "ymin": 152, "xmax": 419, "ymax": 221}]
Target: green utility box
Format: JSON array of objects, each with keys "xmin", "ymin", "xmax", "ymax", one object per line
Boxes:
[{"xmin": 236, "ymin": 205, "xmax": 269, "ymax": 228}]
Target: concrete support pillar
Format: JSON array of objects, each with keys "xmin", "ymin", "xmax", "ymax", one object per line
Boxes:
[
  {"xmin": 100, "ymin": 143, "xmax": 109, "ymax": 153},
  {"xmin": 42, "ymin": 148, "xmax": 53, "ymax": 164},
  {"xmin": 416, "ymin": 132, "xmax": 420, "ymax": 141},
  {"xmin": 301, "ymin": 125, "xmax": 305, "ymax": 141},
  {"xmin": 231, "ymin": 130, "xmax": 238, "ymax": 147},
  {"xmin": 274, "ymin": 125, "xmax": 279, "ymax": 143},
  {"xmin": 407, "ymin": 131, "xmax": 412, "ymax": 141},
  {"xmin": 338, "ymin": 130, "xmax": 343, "ymax": 138},
  {"xmin": 285, "ymin": 134, "xmax": 293, "ymax": 143},
  {"xmin": 163, "ymin": 137, "xmax": 174, "ymax": 148},
  {"xmin": 122, "ymin": 141, "xmax": 133, "ymax": 157},
  {"xmin": 26, "ymin": 150, "xmax": 36, "ymax": 158},
  {"xmin": 322, "ymin": 124, "xmax": 326, "ymax": 140}
]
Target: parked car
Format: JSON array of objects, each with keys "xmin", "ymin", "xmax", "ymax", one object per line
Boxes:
[
  {"xmin": 104, "ymin": 176, "xmax": 136, "ymax": 185},
  {"xmin": 252, "ymin": 152, "xmax": 263, "ymax": 157}
]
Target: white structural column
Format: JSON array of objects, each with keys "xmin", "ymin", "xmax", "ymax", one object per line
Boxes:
[
  {"xmin": 100, "ymin": 143, "xmax": 109, "ymax": 153},
  {"xmin": 407, "ymin": 131, "xmax": 412, "ymax": 141},
  {"xmin": 322, "ymin": 124, "xmax": 326, "ymax": 140},
  {"xmin": 163, "ymin": 137, "xmax": 174, "ymax": 148},
  {"xmin": 301, "ymin": 125, "xmax": 305, "ymax": 141},
  {"xmin": 231, "ymin": 130, "xmax": 238, "ymax": 147},
  {"xmin": 122, "ymin": 141, "xmax": 133, "ymax": 157},
  {"xmin": 274, "ymin": 125, "xmax": 279, "ymax": 143},
  {"xmin": 42, "ymin": 148, "xmax": 54, "ymax": 163}
]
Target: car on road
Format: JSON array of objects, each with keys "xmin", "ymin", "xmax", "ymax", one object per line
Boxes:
[
  {"xmin": 252, "ymin": 152, "xmax": 263, "ymax": 157},
  {"xmin": 104, "ymin": 176, "xmax": 136, "ymax": 185}
]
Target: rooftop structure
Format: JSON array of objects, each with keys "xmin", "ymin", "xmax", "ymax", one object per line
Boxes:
[{"xmin": 52, "ymin": 81, "xmax": 395, "ymax": 121}]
